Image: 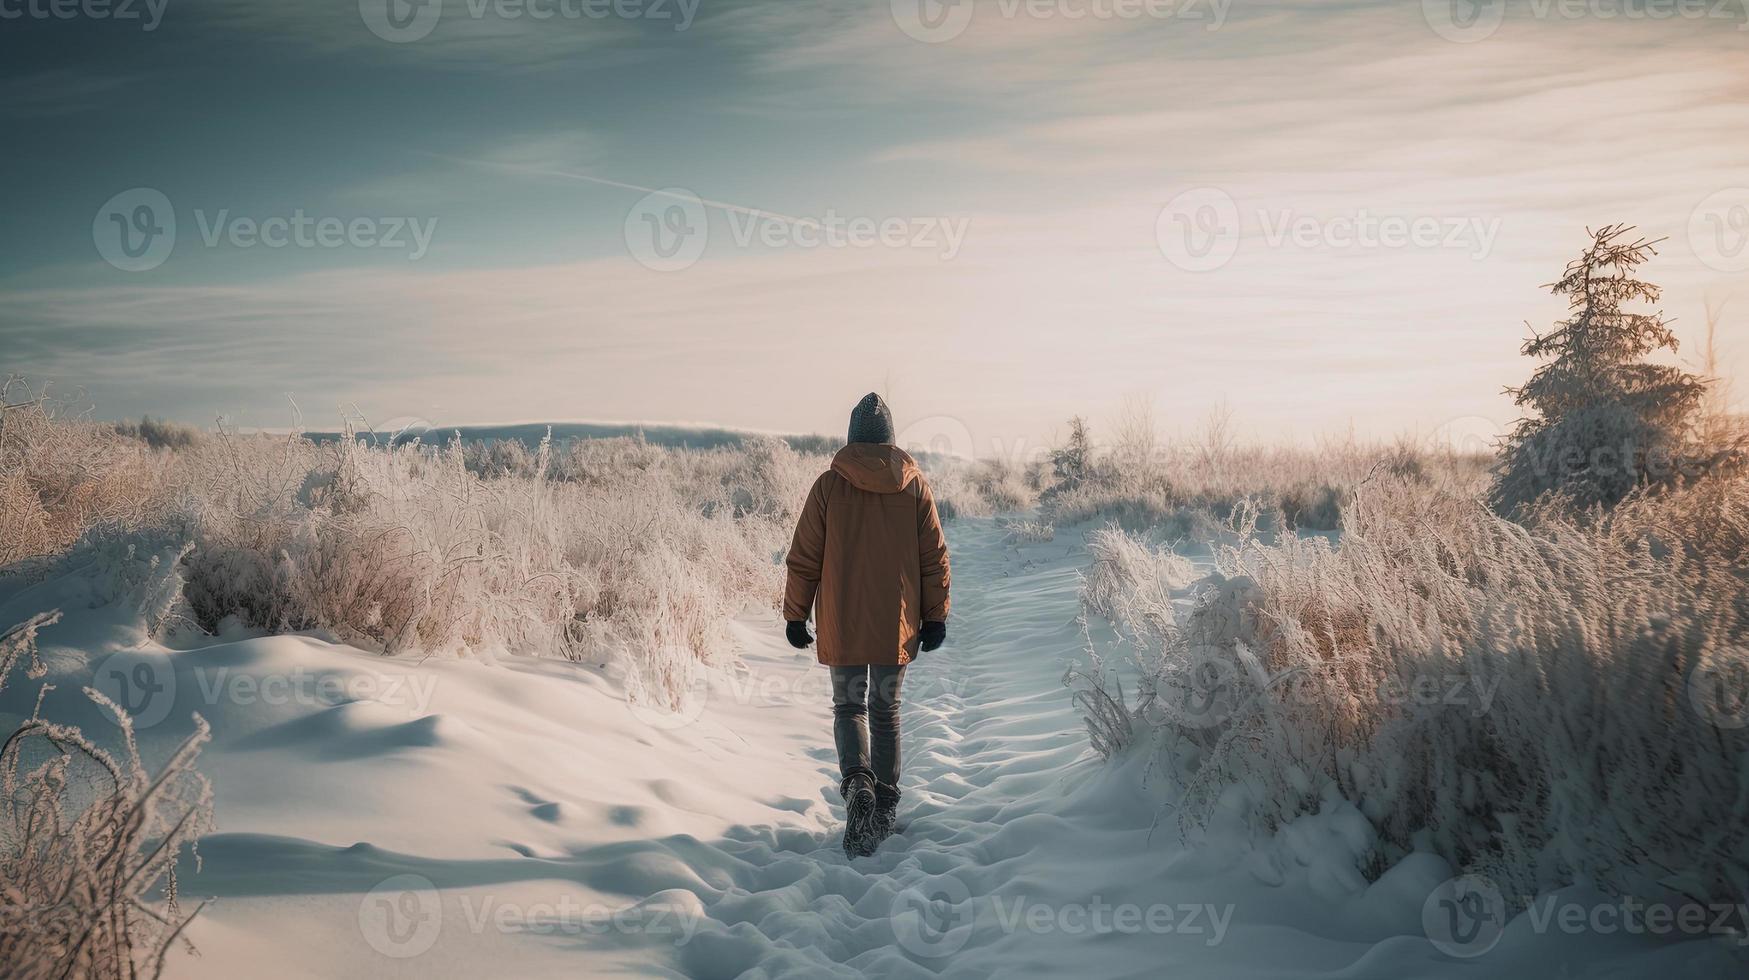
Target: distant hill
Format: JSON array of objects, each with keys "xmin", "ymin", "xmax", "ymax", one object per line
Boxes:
[{"xmin": 305, "ymin": 421, "xmax": 841, "ymax": 454}]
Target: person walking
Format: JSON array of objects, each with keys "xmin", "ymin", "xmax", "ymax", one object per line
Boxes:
[{"xmin": 783, "ymin": 393, "xmax": 952, "ymax": 857}]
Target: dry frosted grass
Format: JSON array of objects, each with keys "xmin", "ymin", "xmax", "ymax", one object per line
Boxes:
[
  {"xmin": 1, "ymin": 612, "xmax": 215, "ymax": 980},
  {"xmin": 0, "ymin": 379, "xmax": 176, "ymax": 568},
  {"xmin": 175, "ymin": 430, "xmax": 815, "ymax": 706},
  {"xmin": 1046, "ymin": 434, "xmax": 1486, "ymax": 534},
  {"xmin": 926, "ymin": 456, "xmax": 1045, "ymax": 520},
  {"xmin": 2, "ymin": 397, "xmax": 826, "ymax": 707},
  {"xmin": 1078, "ymin": 473, "xmax": 1749, "ymax": 910}
]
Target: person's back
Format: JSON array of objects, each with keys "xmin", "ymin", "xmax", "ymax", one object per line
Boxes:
[{"xmin": 783, "ymin": 393, "xmax": 951, "ymax": 857}]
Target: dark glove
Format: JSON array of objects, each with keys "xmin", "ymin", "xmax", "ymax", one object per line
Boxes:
[
  {"xmin": 786, "ymin": 621, "xmax": 813, "ymax": 649},
  {"xmin": 919, "ymin": 620, "xmax": 946, "ymax": 653}
]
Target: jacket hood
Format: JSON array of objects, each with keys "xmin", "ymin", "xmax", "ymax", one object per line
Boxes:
[{"xmin": 831, "ymin": 443, "xmax": 921, "ymax": 495}]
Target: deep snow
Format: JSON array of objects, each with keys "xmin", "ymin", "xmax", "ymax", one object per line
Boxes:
[{"xmin": 1, "ymin": 518, "xmax": 1740, "ymax": 978}]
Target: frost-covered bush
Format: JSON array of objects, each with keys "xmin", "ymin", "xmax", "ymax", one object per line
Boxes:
[
  {"xmin": 927, "ymin": 456, "xmax": 1043, "ymax": 519},
  {"xmin": 171, "ymin": 429, "xmax": 797, "ymax": 704},
  {"xmin": 113, "ymin": 415, "xmax": 201, "ymax": 451},
  {"xmin": 1043, "ymin": 433, "xmax": 1480, "ymax": 534},
  {"xmin": 1000, "ymin": 518, "xmax": 1055, "ymax": 545},
  {"xmin": 1, "ymin": 398, "xmax": 819, "ymax": 708},
  {"xmin": 0, "ymin": 379, "xmax": 174, "ymax": 568},
  {"xmin": 1082, "ymin": 475, "xmax": 1749, "ymax": 911},
  {"xmin": 462, "ymin": 437, "xmax": 537, "ymax": 479},
  {"xmin": 714, "ymin": 436, "xmax": 819, "ymax": 522},
  {"xmin": 1, "ymin": 612, "xmax": 214, "ymax": 980}
]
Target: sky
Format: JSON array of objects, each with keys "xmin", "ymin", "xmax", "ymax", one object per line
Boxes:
[{"xmin": 3, "ymin": 0, "xmax": 1748, "ymax": 457}]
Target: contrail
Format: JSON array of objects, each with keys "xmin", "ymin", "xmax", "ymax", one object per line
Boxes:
[{"xmin": 420, "ymin": 151, "xmax": 821, "ymax": 229}]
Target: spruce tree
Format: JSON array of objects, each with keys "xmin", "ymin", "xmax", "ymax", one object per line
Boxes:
[{"xmin": 1490, "ymin": 225, "xmax": 1709, "ymax": 514}]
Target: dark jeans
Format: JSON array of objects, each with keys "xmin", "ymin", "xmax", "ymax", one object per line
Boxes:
[{"xmin": 831, "ymin": 664, "xmax": 906, "ymax": 801}]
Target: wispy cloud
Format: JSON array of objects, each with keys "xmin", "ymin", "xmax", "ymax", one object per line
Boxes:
[
  {"xmin": 180, "ymin": 0, "xmax": 648, "ymax": 68},
  {"xmin": 5, "ymin": 0, "xmax": 1747, "ymax": 439},
  {"xmin": 1, "ymin": 70, "xmax": 143, "ymax": 119}
]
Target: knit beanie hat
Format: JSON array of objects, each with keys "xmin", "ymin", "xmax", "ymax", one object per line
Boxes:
[{"xmin": 847, "ymin": 392, "xmax": 895, "ymax": 445}]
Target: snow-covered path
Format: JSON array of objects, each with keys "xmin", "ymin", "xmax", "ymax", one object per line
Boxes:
[
  {"xmin": 6, "ymin": 517, "xmax": 1739, "ymax": 978},
  {"xmin": 659, "ymin": 516, "xmax": 1122, "ymax": 977}
]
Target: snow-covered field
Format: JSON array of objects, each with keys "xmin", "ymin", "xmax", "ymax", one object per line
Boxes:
[{"xmin": 3, "ymin": 517, "xmax": 1738, "ymax": 978}]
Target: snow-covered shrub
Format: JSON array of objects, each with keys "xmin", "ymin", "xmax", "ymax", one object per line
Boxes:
[
  {"xmin": 1000, "ymin": 519, "xmax": 1055, "ymax": 544},
  {"xmin": 112, "ymin": 415, "xmax": 201, "ymax": 451},
  {"xmin": 1041, "ymin": 414, "xmax": 1487, "ymax": 534},
  {"xmin": 175, "ymin": 429, "xmax": 793, "ymax": 704},
  {"xmin": 1277, "ymin": 482, "xmax": 1344, "ymax": 530},
  {"xmin": 462, "ymin": 437, "xmax": 537, "ymax": 479},
  {"xmin": 0, "ymin": 378, "xmax": 174, "ymax": 569},
  {"xmin": 1079, "ymin": 526, "xmax": 1196, "ymax": 648},
  {"xmin": 1087, "ymin": 474, "xmax": 1749, "ymax": 911},
  {"xmin": 1, "ymin": 397, "xmax": 810, "ymax": 708},
  {"xmin": 1, "ymin": 612, "xmax": 215, "ymax": 980},
  {"xmin": 927, "ymin": 456, "xmax": 1041, "ymax": 519},
  {"xmin": 715, "ymin": 435, "xmax": 819, "ymax": 522}
]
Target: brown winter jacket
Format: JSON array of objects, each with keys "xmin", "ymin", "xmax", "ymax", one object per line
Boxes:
[{"xmin": 783, "ymin": 444, "xmax": 951, "ymax": 667}]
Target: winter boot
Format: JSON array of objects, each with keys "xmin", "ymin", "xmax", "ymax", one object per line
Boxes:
[
  {"xmin": 872, "ymin": 785, "xmax": 900, "ymax": 842},
  {"xmin": 841, "ymin": 773, "xmax": 880, "ymax": 858}
]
